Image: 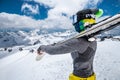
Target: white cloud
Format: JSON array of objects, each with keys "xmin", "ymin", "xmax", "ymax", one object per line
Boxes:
[
  {"xmin": 0, "ymin": 12, "xmax": 41, "ymax": 29},
  {"xmin": 0, "ymin": 0, "xmax": 103, "ymax": 32},
  {"xmin": 34, "ymin": 0, "xmax": 56, "ymax": 7},
  {"xmin": 21, "ymin": 3, "xmax": 39, "ymax": 15},
  {"xmin": 35, "ymin": 0, "xmax": 102, "ymax": 16},
  {"xmin": 0, "ymin": 12, "xmax": 73, "ymax": 30}
]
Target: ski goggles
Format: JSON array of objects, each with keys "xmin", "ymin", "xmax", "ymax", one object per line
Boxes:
[{"xmin": 72, "ymin": 15, "xmax": 84, "ymax": 33}]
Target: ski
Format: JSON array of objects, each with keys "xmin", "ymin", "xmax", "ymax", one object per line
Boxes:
[{"xmin": 57, "ymin": 14, "xmax": 120, "ymax": 44}]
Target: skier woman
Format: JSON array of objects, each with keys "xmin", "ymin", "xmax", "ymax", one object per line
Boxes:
[{"xmin": 37, "ymin": 8, "xmax": 103, "ymax": 80}]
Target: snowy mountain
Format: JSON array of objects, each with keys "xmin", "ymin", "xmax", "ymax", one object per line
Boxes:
[
  {"xmin": 0, "ymin": 31, "xmax": 31, "ymax": 48},
  {"xmin": 99, "ymin": 25, "xmax": 120, "ymax": 37},
  {"xmin": 0, "ymin": 29, "xmax": 77, "ymax": 48},
  {"xmin": 0, "ymin": 24, "xmax": 120, "ymax": 48}
]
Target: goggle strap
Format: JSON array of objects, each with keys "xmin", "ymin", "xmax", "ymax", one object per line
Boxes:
[{"xmin": 72, "ymin": 15, "xmax": 77, "ymax": 24}]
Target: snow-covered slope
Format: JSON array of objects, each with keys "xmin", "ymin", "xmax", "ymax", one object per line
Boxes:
[
  {"xmin": 0, "ymin": 33, "xmax": 120, "ymax": 80},
  {"xmin": 94, "ymin": 40, "xmax": 120, "ymax": 80}
]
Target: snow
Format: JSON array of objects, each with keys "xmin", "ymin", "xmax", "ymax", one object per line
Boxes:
[
  {"xmin": 0, "ymin": 31, "xmax": 120, "ymax": 80},
  {"xmin": 0, "ymin": 30, "xmax": 120, "ymax": 80},
  {"xmin": 0, "ymin": 47, "xmax": 72, "ymax": 80},
  {"xmin": 95, "ymin": 40, "xmax": 120, "ymax": 80}
]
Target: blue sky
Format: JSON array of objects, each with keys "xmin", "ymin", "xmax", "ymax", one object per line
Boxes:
[
  {"xmin": 0, "ymin": 0, "xmax": 50, "ymax": 20},
  {"xmin": 0, "ymin": 0, "xmax": 120, "ymax": 31},
  {"xmin": 0, "ymin": 0, "xmax": 120, "ymax": 20},
  {"xmin": 97, "ymin": 0, "xmax": 120, "ymax": 15}
]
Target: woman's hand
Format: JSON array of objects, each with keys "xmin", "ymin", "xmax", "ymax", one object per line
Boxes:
[
  {"xmin": 37, "ymin": 49, "xmax": 44, "ymax": 55},
  {"xmin": 36, "ymin": 46, "xmax": 46, "ymax": 61}
]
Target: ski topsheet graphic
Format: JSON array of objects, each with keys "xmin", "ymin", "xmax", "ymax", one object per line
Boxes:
[{"xmin": 74, "ymin": 13, "xmax": 120, "ymax": 38}]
